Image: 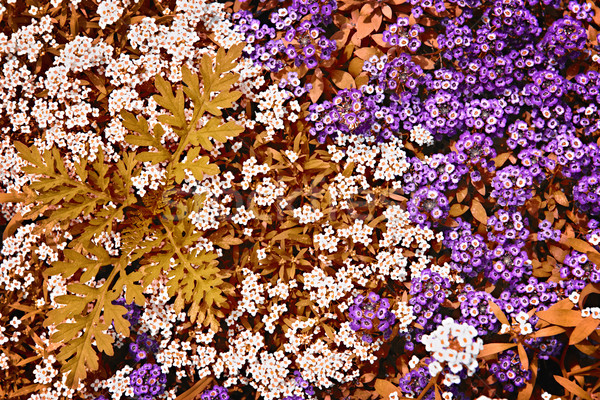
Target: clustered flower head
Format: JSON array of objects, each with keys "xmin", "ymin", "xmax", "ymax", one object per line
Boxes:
[
  {"xmin": 489, "ymin": 350, "xmax": 531, "ymax": 393},
  {"xmin": 349, "ymin": 292, "xmax": 396, "ymax": 342},
  {"xmin": 233, "ymin": 0, "xmax": 338, "ymax": 72},
  {"xmin": 420, "ymin": 317, "xmax": 484, "ymax": 386},
  {"xmin": 200, "ymin": 384, "xmax": 229, "ymax": 400},
  {"xmin": 408, "ymin": 187, "xmax": 449, "ymax": 228},
  {"xmin": 409, "ymin": 269, "xmax": 451, "ymax": 333},
  {"xmin": 129, "ymin": 363, "xmax": 167, "ymax": 399},
  {"xmin": 559, "ymin": 250, "xmax": 600, "ymax": 295},
  {"xmin": 382, "ymin": 17, "xmax": 424, "ymax": 51},
  {"xmin": 129, "ymin": 332, "xmax": 159, "ymax": 362}
]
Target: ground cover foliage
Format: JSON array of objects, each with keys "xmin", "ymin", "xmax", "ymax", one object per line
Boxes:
[{"xmin": 0, "ymin": 0, "xmax": 600, "ymax": 399}]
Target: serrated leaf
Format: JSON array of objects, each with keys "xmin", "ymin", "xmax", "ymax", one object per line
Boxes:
[
  {"xmin": 120, "ymin": 110, "xmax": 149, "ymax": 135},
  {"xmin": 93, "ymin": 328, "xmax": 115, "ymax": 356},
  {"xmin": 190, "ymin": 118, "xmax": 244, "ymax": 151},
  {"xmin": 205, "ymin": 90, "xmax": 242, "ymax": 116},
  {"xmin": 153, "ymin": 75, "xmax": 186, "ymax": 128}
]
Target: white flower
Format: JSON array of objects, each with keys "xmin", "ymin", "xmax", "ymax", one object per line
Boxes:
[
  {"xmin": 408, "ymin": 355, "xmax": 420, "ymax": 369},
  {"xmin": 428, "ymin": 361, "xmax": 443, "ymax": 377},
  {"xmin": 520, "ymin": 323, "xmax": 532, "ymax": 335},
  {"xmin": 569, "ymin": 291, "xmax": 580, "ymax": 304}
]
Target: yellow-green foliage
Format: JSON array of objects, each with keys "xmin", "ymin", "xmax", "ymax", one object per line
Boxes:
[{"xmin": 8, "ymin": 43, "xmax": 245, "ymax": 387}]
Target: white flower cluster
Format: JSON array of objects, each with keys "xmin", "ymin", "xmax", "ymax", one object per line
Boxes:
[
  {"xmin": 337, "ymin": 218, "xmax": 374, "ymax": 247},
  {"xmin": 254, "ymin": 177, "xmax": 286, "ymax": 207},
  {"xmin": 409, "ymin": 124, "xmax": 434, "ymax": 147},
  {"xmin": 420, "ymin": 318, "xmax": 483, "ymax": 386},
  {"xmin": 262, "ymin": 303, "xmax": 288, "ymax": 333},
  {"xmin": 231, "ymin": 205, "xmax": 256, "ymax": 225},
  {"xmin": 334, "ymin": 322, "xmax": 381, "ymax": 363},
  {"xmin": 293, "ymin": 204, "xmax": 324, "ymax": 224},
  {"xmin": 33, "ymin": 355, "xmax": 58, "ymax": 384},
  {"xmin": 314, "ymin": 224, "xmax": 340, "ymax": 253},
  {"xmin": 392, "ymin": 301, "xmax": 416, "ymax": 333},
  {"xmin": 241, "ymin": 157, "xmax": 270, "ymax": 190},
  {"xmin": 225, "ymin": 268, "xmax": 266, "ymax": 325}
]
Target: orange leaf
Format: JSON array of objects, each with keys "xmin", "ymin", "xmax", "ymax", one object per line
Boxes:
[
  {"xmin": 370, "ymin": 12, "xmax": 383, "ymax": 32},
  {"xmin": 553, "ymin": 191, "xmax": 569, "ymax": 207},
  {"xmin": 562, "ymin": 237, "xmax": 600, "ymax": 256},
  {"xmin": 374, "ymin": 379, "xmax": 401, "ymax": 399},
  {"xmin": 456, "ymin": 185, "xmax": 468, "ymax": 203},
  {"xmin": 569, "ymin": 317, "xmax": 600, "ymax": 345},
  {"xmin": 348, "ymin": 58, "xmax": 364, "ymax": 77},
  {"xmin": 488, "ymin": 299, "xmax": 509, "ymax": 325},
  {"xmin": 478, "ymin": 343, "xmax": 517, "ymax": 358},
  {"xmin": 354, "ymin": 47, "xmax": 381, "ymax": 60},
  {"xmin": 450, "ymin": 203, "xmax": 468, "ymax": 217},
  {"xmin": 471, "ymin": 199, "xmax": 488, "ymax": 225},
  {"xmin": 517, "ymin": 357, "xmax": 537, "ymax": 400},
  {"xmin": 554, "ymin": 375, "xmax": 592, "ymax": 400},
  {"xmin": 371, "ymin": 33, "xmax": 389, "ymax": 47},
  {"xmin": 411, "ymin": 55, "xmax": 435, "ymax": 70},
  {"xmin": 537, "ymin": 309, "xmax": 582, "ymax": 327},
  {"xmin": 529, "ymin": 326, "xmax": 566, "ymax": 338},
  {"xmin": 587, "ymin": 251, "xmax": 600, "ymax": 267},
  {"xmin": 331, "ymin": 70, "xmax": 356, "ymax": 89},
  {"xmin": 517, "ymin": 343, "xmax": 529, "ymax": 371},
  {"xmin": 494, "ymin": 152, "xmax": 512, "ymax": 168},
  {"xmin": 382, "ymin": 4, "xmax": 393, "ymax": 19},
  {"xmin": 308, "ymin": 74, "xmax": 324, "ymax": 103}
]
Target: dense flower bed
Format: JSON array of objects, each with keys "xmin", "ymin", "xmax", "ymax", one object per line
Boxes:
[{"xmin": 0, "ymin": 0, "xmax": 600, "ymax": 399}]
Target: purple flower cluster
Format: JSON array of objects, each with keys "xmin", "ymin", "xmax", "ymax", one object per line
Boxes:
[
  {"xmin": 382, "ymin": 17, "xmax": 424, "ymax": 52},
  {"xmin": 349, "ymin": 292, "xmax": 396, "ymax": 341},
  {"xmin": 233, "ymin": 0, "xmax": 337, "ymax": 72},
  {"xmin": 401, "ymin": 153, "xmax": 467, "ymax": 195},
  {"xmin": 129, "ymin": 332, "xmax": 159, "ymax": 362},
  {"xmin": 278, "ymin": 72, "xmax": 313, "ymax": 98},
  {"xmin": 129, "ymin": 363, "xmax": 167, "ymax": 399},
  {"xmin": 489, "ymin": 350, "xmax": 531, "ymax": 394},
  {"xmin": 486, "ymin": 210, "xmax": 529, "ymax": 246},
  {"xmin": 397, "ymin": 365, "xmax": 434, "ymax": 400},
  {"xmin": 362, "ymin": 54, "xmax": 422, "ymax": 95},
  {"xmin": 573, "ymin": 173, "xmax": 600, "ymax": 215},
  {"xmin": 292, "ymin": 371, "xmax": 315, "ymax": 396},
  {"xmin": 484, "ymin": 0, "xmax": 542, "ymax": 48},
  {"xmin": 559, "ymin": 250, "xmax": 600, "ymax": 296},
  {"xmin": 538, "ymin": 16, "xmax": 587, "ymax": 62},
  {"xmin": 407, "ymin": 187, "xmax": 449, "ymax": 228},
  {"xmin": 457, "ymin": 286, "xmax": 499, "ymax": 335},
  {"xmin": 537, "ymin": 220, "xmax": 561, "ymax": 242},
  {"xmin": 200, "ymin": 385, "xmax": 229, "ymax": 400},
  {"xmin": 500, "ymin": 277, "xmax": 559, "ymax": 323},
  {"xmin": 444, "ymin": 221, "xmax": 488, "ymax": 277},
  {"xmin": 409, "ymin": 269, "xmax": 451, "ymax": 333},
  {"xmin": 490, "ymin": 165, "xmax": 534, "ymax": 207},
  {"xmin": 454, "ymin": 132, "xmax": 496, "ymax": 173},
  {"xmin": 543, "ymin": 133, "xmax": 590, "ymax": 178},
  {"xmin": 568, "ymin": 1, "xmax": 595, "ymax": 22}
]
